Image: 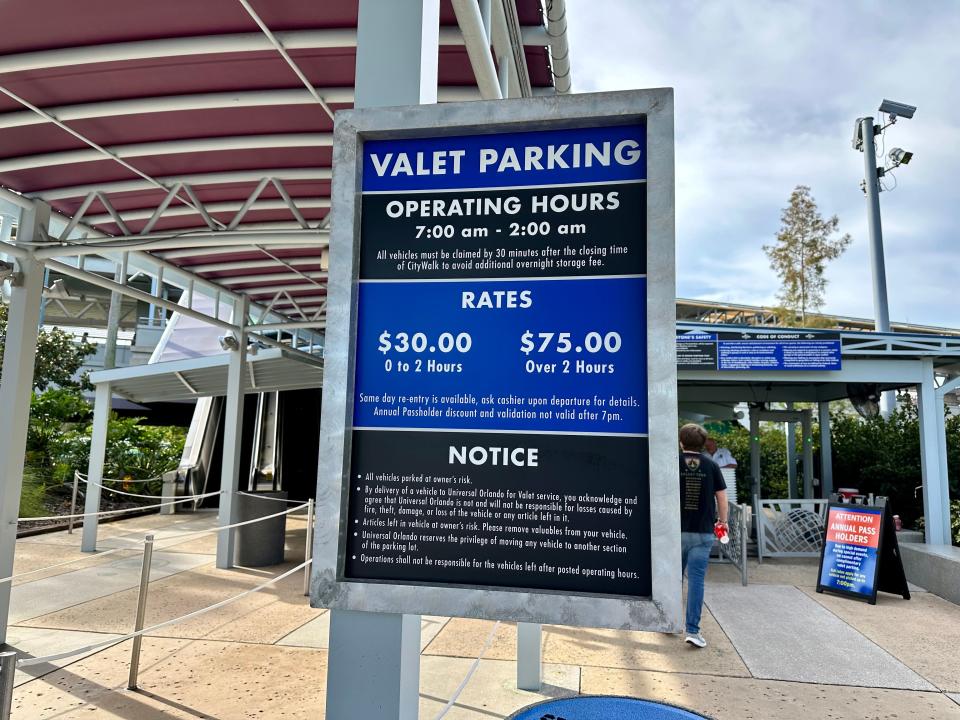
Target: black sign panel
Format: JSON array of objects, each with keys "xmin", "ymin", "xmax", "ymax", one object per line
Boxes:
[{"xmin": 346, "ymin": 430, "xmax": 651, "ymax": 596}]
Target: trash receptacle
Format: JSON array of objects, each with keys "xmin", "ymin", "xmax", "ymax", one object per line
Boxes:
[{"xmin": 235, "ymin": 491, "xmax": 288, "ymax": 566}]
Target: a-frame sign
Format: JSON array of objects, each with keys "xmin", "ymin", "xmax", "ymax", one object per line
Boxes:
[{"xmin": 817, "ymin": 500, "xmax": 910, "ymax": 604}]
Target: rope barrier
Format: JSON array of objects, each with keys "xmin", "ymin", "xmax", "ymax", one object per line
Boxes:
[
  {"xmin": 75, "ymin": 471, "xmax": 164, "ymax": 485},
  {"xmin": 1, "ymin": 502, "xmax": 309, "ymax": 586},
  {"xmin": 432, "ymin": 620, "xmax": 501, "ymax": 720},
  {"xmin": 82, "ymin": 479, "xmax": 184, "ymax": 500},
  {"xmin": 237, "ymin": 492, "xmax": 306, "ymax": 504},
  {"xmin": 0, "ymin": 547, "xmax": 130, "ymax": 586},
  {"xmin": 16, "ymin": 559, "xmax": 310, "ymax": 668},
  {"xmin": 17, "ymin": 491, "xmax": 222, "ymax": 523}
]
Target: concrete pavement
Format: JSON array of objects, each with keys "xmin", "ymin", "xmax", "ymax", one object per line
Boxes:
[{"xmin": 4, "ymin": 511, "xmax": 959, "ymax": 719}]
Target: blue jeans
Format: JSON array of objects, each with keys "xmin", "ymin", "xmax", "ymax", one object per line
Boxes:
[{"xmin": 681, "ymin": 532, "xmax": 715, "ymax": 635}]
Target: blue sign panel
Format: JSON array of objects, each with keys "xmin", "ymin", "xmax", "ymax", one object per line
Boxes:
[
  {"xmin": 676, "ymin": 330, "xmax": 841, "ymax": 371},
  {"xmin": 362, "ymin": 124, "xmax": 646, "ymax": 192},
  {"xmin": 354, "ymin": 277, "xmax": 647, "ymax": 434},
  {"xmin": 509, "ymin": 697, "xmax": 708, "ymax": 720},
  {"xmin": 818, "ymin": 505, "xmax": 883, "ymax": 598},
  {"xmin": 344, "ymin": 123, "xmax": 653, "ymax": 597}
]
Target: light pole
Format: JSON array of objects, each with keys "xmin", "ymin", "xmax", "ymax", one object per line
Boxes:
[{"xmin": 853, "ymin": 99, "xmax": 916, "ymax": 415}]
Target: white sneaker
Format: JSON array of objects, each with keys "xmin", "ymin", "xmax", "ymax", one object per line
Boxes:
[{"xmin": 685, "ymin": 633, "xmax": 706, "ymax": 648}]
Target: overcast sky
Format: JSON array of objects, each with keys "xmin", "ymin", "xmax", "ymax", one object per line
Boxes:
[{"xmin": 565, "ymin": 1, "xmax": 960, "ymax": 328}]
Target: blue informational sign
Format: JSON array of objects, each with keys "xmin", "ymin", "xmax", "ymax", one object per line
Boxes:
[
  {"xmin": 344, "ymin": 122, "xmax": 654, "ymax": 597},
  {"xmin": 818, "ymin": 505, "xmax": 883, "ymax": 598},
  {"xmin": 676, "ymin": 330, "xmax": 841, "ymax": 371}
]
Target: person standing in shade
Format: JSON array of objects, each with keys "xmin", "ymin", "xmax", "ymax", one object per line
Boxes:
[
  {"xmin": 704, "ymin": 436, "xmax": 737, "ymax": 469},
  {"xmin": 678, "ymin": 423, "xmax": 728, "ymax": 648}
]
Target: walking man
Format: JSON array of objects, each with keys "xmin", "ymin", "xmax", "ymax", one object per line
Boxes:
[{"xmin": 679, "ymin": 423, "xmax": 728, "ymax": 648}]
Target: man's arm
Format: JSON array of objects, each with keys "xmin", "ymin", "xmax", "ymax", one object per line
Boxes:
[{"xmin": 715, "ymin": 489, "xmax": 729, "ymax": 524}]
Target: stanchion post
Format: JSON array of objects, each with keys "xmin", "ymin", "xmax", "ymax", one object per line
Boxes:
[
  {"xmin": 68, "ymin": 471, "xmax": 80, "ymax": 534},
  {"xmin": 303, "ymin": 498, "xmax": 314, "ymax": 596},
  {"xmin": 0, "ymin": 650, "xmax": 16, "ymax": 720},
  {"xmin": 127, "ymin": 533, "xmax": 155, "ymax": 690}
]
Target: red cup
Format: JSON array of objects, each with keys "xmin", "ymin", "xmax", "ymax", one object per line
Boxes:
[{"xmin": 714, "ymin": 521, "xmax": 729, "ymax": 545}]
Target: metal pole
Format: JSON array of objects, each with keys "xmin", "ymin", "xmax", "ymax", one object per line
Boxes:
[
  {"xmin": 0, "ymin": 650, "xmax": 16, "ymax": 720},
  {"xmin": 818, "ymin": 402, "xmax": 833, "ymax": 498},
  {"xmin": 303, "ymin": 497, "xmax": 314, "ymax": 596},
  {"xmin": 860, "ymin": 116, "xmax": 895, "ymax": 416},
  {"xmin": 861, "ymin": 117, "xmax": 890, "ymax": 334},
  {"xmin": 127, "ymin": 534, "xmax": 155, "ymax": 690},
  {"xmin": 740, "ymin": 506, "xmax": 748, "ymax": 586},
  {"xmin": 67, "ymin": 470, "xmax": 80, "ymax": 534}
]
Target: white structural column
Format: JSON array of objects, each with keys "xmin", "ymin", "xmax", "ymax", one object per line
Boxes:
[
  {"xmin": 0, "ymin": 202, "xmax": 48, "ymax": 643},
  {"xmin": 325, "ymin": 2, "xmax": 438, "ymax": 717},
  {"xmin": 801, "ymin": 410, "xmax": 814, "ymax": 499},
  {"xmin": 749, "ymin": 410, "xmax": 761, "ymax": 500},
  {"xmin": 784, "ymin": 403, "xmax": 797, "ymax": 498},
  {"xmin": 917, "ymin": 359, "xmax": 951, "ymax": 545},
  {"xmin": 216, "ymin": 297, "xmax": 249, "ymax": 568},
  {"xmin": 80, "ymin": 382, "xmax": 113, "ymax": 552},
  {"xmin": 517, "ymin": 622, "xmax": 542, "ymax": 691},
  {"xmin": 353, "ymin": 0, "xmax": 439, "ymax": 108},
  {"xmin": 818, "ymin": 402, "xmax": 833, "ymax": 497}
]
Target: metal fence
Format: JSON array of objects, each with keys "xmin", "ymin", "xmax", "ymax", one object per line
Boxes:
[
  {"xmin": 722, "ymin": 501, "xmax": 749, "ymax": 585},
  {"xmin": 754, "ymin": 497, "xmax": 828, "ymax": 560}
]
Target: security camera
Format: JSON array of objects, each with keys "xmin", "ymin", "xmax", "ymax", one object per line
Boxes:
[
  {"xmin": 879, "ymin": 99, "xmax": 916, "ymax": 121},
  {"xmin": 218, "ymin": 334, "xmax": 240, "ymax": 351},
  {"xmin": 889, "ymin": 147, "xmax": 913, "ymax": 166}
]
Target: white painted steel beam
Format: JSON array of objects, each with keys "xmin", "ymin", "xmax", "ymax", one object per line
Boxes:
[
  {"xmin": 0, "ymin": 28, "xmax": 551, "ymax": 77},
  {"xmin": 80, "ymin": 382, "xmax": 112, "ymax": 553},
  {"xmin": 0, "ymin": 134, "xmax": 334, "ymax": 173},
  {"xmin": 159, "ymin": 242, "xmax": 325, "ymax": 261},
  {"xmin": 0, "ymin": 204, "xmax": 46, "ymax": 643},
  {"xmin": 0, "ymin": 88, "xmax": 484, "ymax": 131},
  {"xmin": 451, "ymin": 0, "xmax": 503, "ymax": 100},
  {"xmin": 34, "ymin": 231, "xmax": 323, "ymax": 259},
  {"xmin": 219, "ymin": 271, "xmax": 327, "ymax": 285},
  {"xmin": 184, "ymin": 255, "xmax": 327, "ymax": 274},
  {"xmin": 242, "ymin": 283, "xmax": 326, "ymax": 297},
  {"xmin": 917, "ymin": 359, "xmax": 952, "ymax": 545},
  {"xmin": 217, "ymin": 298, "xmax": 248, "ymax": 568},
  {"xmin": 83, "ymin": 197, "xmax": 331, "ymax": 226},
  {"xmin": 32, "ymin": 168, "xmax": 332, "ymax": 201}
]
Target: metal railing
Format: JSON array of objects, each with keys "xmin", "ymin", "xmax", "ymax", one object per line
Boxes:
[
  {"xmin": 722, "ymin": 501, "xmax": 749, "ymax": 585},
  {"xmin": 754, "ymin": 496, "xmax": 829, "ymax": 560}
]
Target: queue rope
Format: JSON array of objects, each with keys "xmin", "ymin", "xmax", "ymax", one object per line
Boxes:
[
  {"xmin": 16, "ymin": 559, "xmax": 311, "ymax": 668},
  {"xmin": 433, "ymin": 620, "xmax": 501, "ymax": 720},
  {"xmin": 2, "ymin": 502, "xmax": 311, "ymax": 586},
  {"xmin": 236, "ymin": 491, "xmax": 305, "ymax": 504},
  {"xmin": 75, "ymin": 471, "xmax": 164, "ymax": 485},
  {"xmin": 17, "ymin": 490, "xmax": 223, "ymax": 523},
  {"xmin": 80, "ymin": 479, "xmax": 185, "ymax": 500}
]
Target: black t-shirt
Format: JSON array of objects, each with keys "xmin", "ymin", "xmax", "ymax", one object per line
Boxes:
[{"xmin": 679, "ymin": 452, "xmax": 727, "ymax": 533}]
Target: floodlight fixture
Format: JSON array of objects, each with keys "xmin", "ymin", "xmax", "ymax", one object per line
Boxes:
[
  {"xmin": 889, "ymin": 147, "xmax": 913, "ymax": 166},
  {"xmin": 218, "ymin": 333, "xmax": 240, "ymax": 351},
  {"xmin": 879, "ymin": 99, "xmax": 916, "ymax": 121}
]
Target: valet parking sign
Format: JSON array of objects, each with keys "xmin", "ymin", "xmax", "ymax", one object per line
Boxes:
[{"xmin": 345, "ymin": 123, "xmax": 653, "ymax": 597}]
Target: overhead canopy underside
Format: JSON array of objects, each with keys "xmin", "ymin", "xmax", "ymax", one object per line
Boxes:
[{"xmin": 0, "ymin": 0, "xmax": 559, "ymax": 324}]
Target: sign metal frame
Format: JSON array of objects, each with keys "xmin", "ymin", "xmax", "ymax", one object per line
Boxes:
[{"xmin": 311, "ymin": 89, "xmax": 681, "ymax": 631}]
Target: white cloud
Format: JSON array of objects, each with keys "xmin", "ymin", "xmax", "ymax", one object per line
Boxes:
[{"xmin": 566, "ymin": 0, "xmax": 960, "ymax": 328}]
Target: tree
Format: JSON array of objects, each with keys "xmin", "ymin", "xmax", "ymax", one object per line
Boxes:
[
  {"xmin": 764, "ymin": 185, "xmax": 851, "ymax": 325},
  {"xmin": 0, "ymin": 304, "xmax": 96, "ymax": 390}
]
